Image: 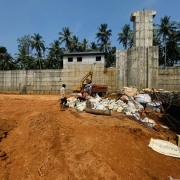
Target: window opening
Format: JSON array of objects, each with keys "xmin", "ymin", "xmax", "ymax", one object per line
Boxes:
[
  {"xmin": 68, "ymin": 57, "xmax": 73, "ymax": 62},
  {"xmin": 96, "ymin": 56, "xmax": 101, "ymax": 61},
  {"xmin": 77, "ymin": 57, "xmax": 82, "ymax": 62}
]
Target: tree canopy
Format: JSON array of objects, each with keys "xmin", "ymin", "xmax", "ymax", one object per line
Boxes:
[{"xmin": 1, "ymin": 15, "xmax": 180, "ymax": 70}]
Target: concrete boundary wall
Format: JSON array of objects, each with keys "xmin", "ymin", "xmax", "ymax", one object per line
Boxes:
[
  {"xmin": 0, "ymin": 66, "xmax": 180, "ymax": 94},
  {"xmin": 158, "ymin": 67, "xmax": 180, "ymax": 91},
  {"xmin": 0, "ymin": 67, "xmax": 116, "ymax": 94}
]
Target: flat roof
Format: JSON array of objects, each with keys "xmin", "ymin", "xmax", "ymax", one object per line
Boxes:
[{"xmin": 62, "ymin": 52, "xmax": 107, "ymax": 57}]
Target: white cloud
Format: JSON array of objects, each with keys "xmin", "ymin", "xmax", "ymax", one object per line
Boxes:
[{"xmin": 73, "ymin": 23, "xmax": 82, "ymax": 34}]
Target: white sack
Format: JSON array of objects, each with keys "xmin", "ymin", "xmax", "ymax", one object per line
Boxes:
[
  {"xmin": 134, "ymin": 94, "xmax": 151, "ymax": 104},
  {"xmin": 148, "ymin": 138, "xmax": 180, "ymax": 158}
]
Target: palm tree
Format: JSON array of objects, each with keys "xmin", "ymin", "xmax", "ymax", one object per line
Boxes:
[
  {"xmin": 16, "ymin": 46, "xmax": 36, "ymax": 70},
  {"xmin": 106, "ymin": 46, "xmax": 116, "ymax": 68},
  {"xmin": 69, "ymin": 35, "xmax": 79, "ymax": 52},
  {"xmin": 0, "ymin": 47, "xmax": 18, "ymax": 70},
  {"xmin": 166, "ymin": 31, "xmax": 180, "ymax": 65},
  {"xmin": 117, "ymin": 24, "xmax": 133, "ymax": 49},
  {"xmin": 47, "ymin": 40, "xmax": 64, "ymax": 68},
  {"xmin": 31, "ymin": 33, "xmax": 45, "ymax": 70},
  {"xmin": 96, "ymin": 24, "xmax": 112, "ymax": 52},
  {"xmin": 99, "ymin": 39, "xmax": 111, "ymax": 53},
  {"xmin": 155, "ymin": 16, "xmax": 180, "ymax": 66},
  {"xmin": 58, "ymin": 27, "xmax": 73, "ymax": 53},
  {"xmin": 79, "ymin": 38, "xmax": 89, "ymax": 52},
  {"xmin": 89, "ymin": 42, "xmax": 99, "ymax": 52}
]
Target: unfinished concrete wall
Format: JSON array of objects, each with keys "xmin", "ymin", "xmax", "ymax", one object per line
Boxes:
[
  {"xmin": 158, "ymin": 67, "xmax": 180, "ymax": 91},
  {"xmin": 131, "ymin": 10, "xmax": 156, "ymax": 47},
  {"xmin": 116, "ymin": 50, "xmax": 127, "ymax": 89},
  {"xmin": 147, "ymin": 46, "xmax": 159, "ymax": 88},
  {"xmin": 116, "ymin": 10, "xmax": 158, "ymax": 91}
]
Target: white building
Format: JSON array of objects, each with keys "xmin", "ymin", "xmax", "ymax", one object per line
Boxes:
[{"xmin": 62, "ymin": 52, "xmax": 107, "ymax": 68}]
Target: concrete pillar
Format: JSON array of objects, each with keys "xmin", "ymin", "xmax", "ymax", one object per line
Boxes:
[{"xmin": 130, "ymin": 10, "xmax": 156, "ymax": 48}]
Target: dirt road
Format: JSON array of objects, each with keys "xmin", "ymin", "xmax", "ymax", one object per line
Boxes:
[{"xmin": 0, "ymin": 94, "xmax": 179, "ymax": 180}]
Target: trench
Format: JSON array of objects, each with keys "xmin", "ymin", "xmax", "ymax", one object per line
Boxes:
[{"xmin": 163, "ymin": 104, "xmax": 180, "ymax": 128}]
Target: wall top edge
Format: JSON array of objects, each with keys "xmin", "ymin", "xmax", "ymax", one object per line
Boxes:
[{"xmin": 130, "ymin": 10, "xmax": 156, "ymax": 21}]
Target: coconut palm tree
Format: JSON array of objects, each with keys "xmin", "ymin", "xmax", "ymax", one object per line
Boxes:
[
  {"xmin": 96, "ymin": 24, "xmax": 112, "ymax": 52},
  {"xmin": 16, "ymin": 46, "xmax": 36, "ymax": 70},
  {"xmin": 155, "ymin": 16, "xmax": 180, "ymax": 66},
  {"xmin": 47, "ymin": 40, "xmax": 64, "ymax": 68},
  {"xmin": 69, "ymin": 35, "xmax": 80, "ymax": 52},
  {"xmin": 31, "ymin": 33, "xmax": 45, "ymax": 70},
  {"xmin": 89, "ymin": 42, "xmax": 99, "ymax": 52},
  {"xmin": 166, "ymin": 31, "xmax": 180, "ymax": 65},
  {"xmin": 117, "ymin": 24, "xmax": 133, "ymax": 49},
  {"xmin": 106, "ymin": 46, "xmax": 116, "ymax": 68},
  {"xmin": 79, "ymin": 38, "xmax": 89, "ymax": 52},
  {"xmin": 58, "ymin": 27, "xmax": 73, "ymax": 53},
  {"xmin": 99, "ymin": 39, "xmax": 111, "ymax": 53}
]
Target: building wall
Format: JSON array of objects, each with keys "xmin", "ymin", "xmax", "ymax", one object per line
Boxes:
[
  {"xmin": 116, "ymin": 46, "xmax": 158, "ymax": 91},
  {"xmin": 0, "ymin": 66, "xmax": 116, "ymax": 94},
  {"xmin": 158, "ymin": 67, "xmax": 180, "ymax": 91},
  {"xmin": 115, "ymin": 10, "xmax": 159, "ymax": 91},
  {"xmin": 63, "ymin": 54, "xmax": 105, "ymax": 67}
]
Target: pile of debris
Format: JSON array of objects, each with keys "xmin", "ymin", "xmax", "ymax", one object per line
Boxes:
[{"xmin": 67, "ymin": 86, "xmax": 167, "ymax": 130}]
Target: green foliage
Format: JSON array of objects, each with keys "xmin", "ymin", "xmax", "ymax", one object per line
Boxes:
[
  {"xmin": 0, "ymin": 46, "xmax": 7, "ymax": 53},
  {"xmin": 117, "ymin": 24, "xmax": 133, "ymax": 49},
  {"xmin": 31, "ymin": 33, "xmax": 46, "ymax": 70},
  {"xmin": 59, "ymin": 27, "xmax": 73, "ymax": 53},
  {"xmin": 46, "ymin": 40, "xmax": 64, "ymax": 69},
  {"xmin": 6, "ymin": 15, "xmax": 180, "ymax": 69},
  {"xmin": 154, "ymin": 16, "xmax": 180, "ymax": 66},
  {"xmin": 0, "ymin": 47, "xmax": 18, "ymax": 70},
  {"xmin": 17, "ymin": 35, "xmax": 32, "ymax": 56},
  {"xmin": 96, "ymin": 24, "xmax": 112, "ymax": 52},
  {"xmin": 105, "ymin": 46, "xmax": 116, "ymax": 68}
]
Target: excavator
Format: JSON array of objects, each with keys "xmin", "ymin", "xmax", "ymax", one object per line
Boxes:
[
  {"xmin": 72, "ymin": 70, "xmax": 93, "ymax": 92},
  {"xmin": 72, "ymin": 70, "xmax": 108, "ymax": 97}
]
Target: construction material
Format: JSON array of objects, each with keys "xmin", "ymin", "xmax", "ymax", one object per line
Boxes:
[
  {"xmin": 85, "ymin": 108, "xmax": 111, "ymax": 116},
  {"xmin": 148, "ymin": 138, "xmax": 180, "ymax": 158}
]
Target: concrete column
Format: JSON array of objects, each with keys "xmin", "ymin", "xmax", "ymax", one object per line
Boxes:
[{"xmin": 130, "ymin": 10, "xmax": 156, "ymax": 48}]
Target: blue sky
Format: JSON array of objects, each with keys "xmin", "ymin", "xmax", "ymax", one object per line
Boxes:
[{"xmin": 1, "ymin": 0, "xmax": 180, "ymax": 57}]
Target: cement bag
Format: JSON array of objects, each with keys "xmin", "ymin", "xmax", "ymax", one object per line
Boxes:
[
  {"xmin": 128, "ymin": 101, "xmax": 136, "ymax": 108},
  {"xmin": 146, "ymin": 101, "xmax": 161, "ymax": 112},
  {"xmin": 141, "ymin": 117, "xmax": 156, "ymax": 128},
  {"xmin": 113, "ymin": 105, "xmax": 119, "ymax": 111},
  {"xmin": 69, "ymin": 101, "xmax": 75, "ymax": 108},
  {"xmin": 76, "ymin": 102, "xmax": 86, "ymax": 112},
  {"xmin": 117, "ymin": 106, "xmax": 124, "ymax": 112},
  {"xmin": 108, "ymin": 104, "xmax": 114, "ymax": 110},
  {"xmin": 125, "ymin": 106, "xmax": 138, "ymax": 113},
  {"xmin": 134, "ymin": 94, "xmax": 151, "ymax": 104},
  {"xmin": 123, "ymin": 86, "xmax": 138, "ymax": 97},
  {"xmin": 96, "ymin": 105, "xmax": 108, "ymax": 111}
]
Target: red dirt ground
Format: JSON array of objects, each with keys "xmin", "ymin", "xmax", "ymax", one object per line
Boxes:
[{"xmin": 0, "ymin": 94, "xmax": 179, "ymax": 180}]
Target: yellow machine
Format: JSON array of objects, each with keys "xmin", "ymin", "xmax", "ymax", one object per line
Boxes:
[{"xmin": 72, "ymin": 70, "xmax": 93, "ymax": 92}]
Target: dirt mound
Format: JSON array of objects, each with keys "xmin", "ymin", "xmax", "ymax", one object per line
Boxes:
[{"xmin": 0, "ymin": 94, "xmax": 179, "ymax": 180}]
